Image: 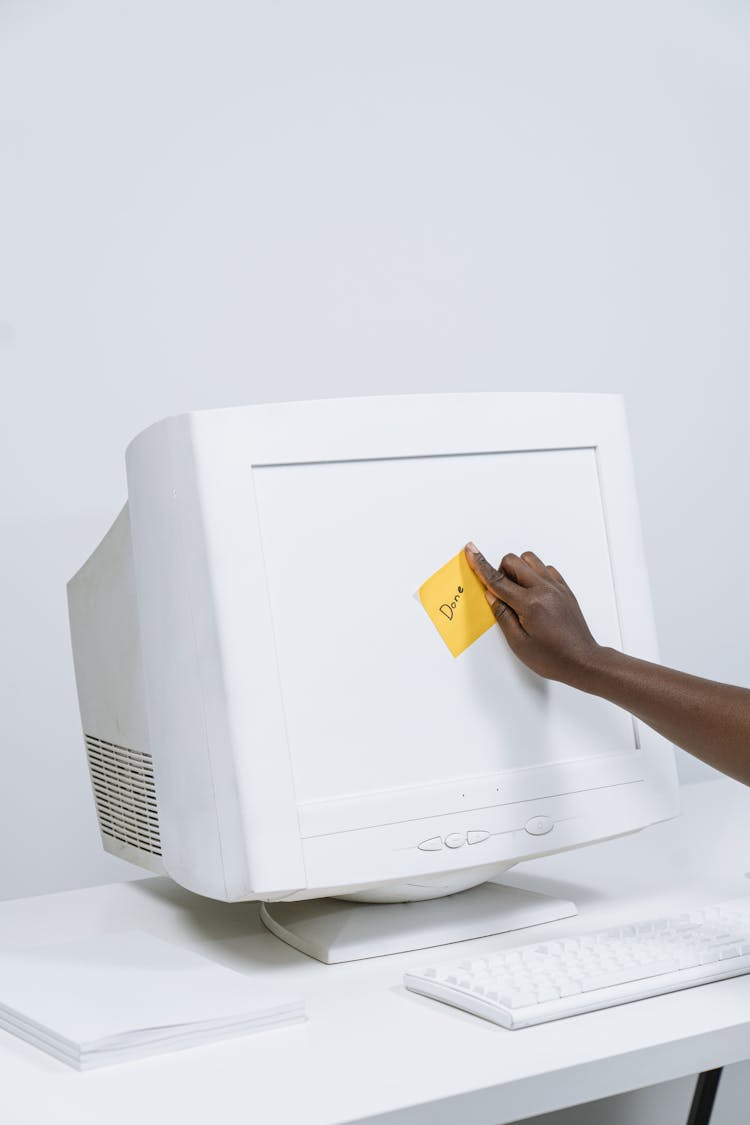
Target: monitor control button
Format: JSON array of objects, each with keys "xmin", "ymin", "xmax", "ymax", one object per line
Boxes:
[
  {"xmin": 418, "ymin": 836, "xmax": 443, "ymax": 852},
  {"xmin": 525, "ymin": 815, "xmax": 554, "ymax": 836},
  {"xmin": 467, "ymin": 830, "xmax": 490, "ymax": 845},
  {"xmin": 444, "ymin": 832, "xmax": 466, "ymax": 849}
]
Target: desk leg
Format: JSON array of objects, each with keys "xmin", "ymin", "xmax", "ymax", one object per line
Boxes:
[{"xmin": 686, "ymin": 1068, "xmax": 722, "ymax": 1125}]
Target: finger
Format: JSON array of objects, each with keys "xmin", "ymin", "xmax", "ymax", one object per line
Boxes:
[
  {"xmin": 520, "ymin": 550, "xmax": 548, "ymax": 576},
  {"xmin": 464, "ymin": 542, "xmax": 501, "ymax": 589},
  {"xmin": 486, "ymin": 590, "xmax": 526, "ymax": 644},
  {"xmin": 499, "ymin": 552, "xmax": 538, "ymax": 588},
  {"xmin": 547, "ymin": 564, "xmax": 573, "ymax": 593},
  {"xmin": 465, "ymin": 544, "xmax": 526, "ymax": 612}
]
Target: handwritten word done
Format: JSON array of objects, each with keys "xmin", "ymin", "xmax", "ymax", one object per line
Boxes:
[{"xmin": 439, "ymin": 586, "xmax": 464, "ymax": 621}]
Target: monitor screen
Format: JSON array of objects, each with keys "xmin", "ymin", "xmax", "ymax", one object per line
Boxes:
[{"xmin": 253, "ymin": 447, "xmax": 636, "ymax": 807}]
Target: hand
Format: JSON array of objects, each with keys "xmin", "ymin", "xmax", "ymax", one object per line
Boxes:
[{"xmin": 464, "ymin": 542, "xmax": 602, "ymax": 687}]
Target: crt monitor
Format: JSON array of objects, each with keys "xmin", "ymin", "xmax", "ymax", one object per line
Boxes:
[{"xmin": 67, "ymin": 393, "xmax": 679, "ymax": 962}]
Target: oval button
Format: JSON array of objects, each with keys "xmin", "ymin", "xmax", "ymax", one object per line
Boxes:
[
  {"xmin": 467, "ymin": 830, "xmax": 490, "ymax": 845},
  {"xmin": 418, "ymin": 836, "xmax": 443, "ymax": 852},
  {"xmin": 444, "ymin": 832, "xmax": 466, "ymax": 849},
  {"xmin": 525, "ymin": 815, "xmax": 554, "ymax": 836}
]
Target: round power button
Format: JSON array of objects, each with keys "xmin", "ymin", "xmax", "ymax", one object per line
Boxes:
[{"xmin": 525, "ymin": 815, "xmax": 554, "ymax": 836}]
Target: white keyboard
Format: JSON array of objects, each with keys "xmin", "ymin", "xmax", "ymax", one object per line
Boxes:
[{"xmin": 404, "ymin": 898, "xmax": 750, "ymax": 1029}]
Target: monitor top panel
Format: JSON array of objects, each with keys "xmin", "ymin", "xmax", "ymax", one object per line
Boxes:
[{"xmin": 253, "ymin": 446, "xmax": 635, "ymax": 806}]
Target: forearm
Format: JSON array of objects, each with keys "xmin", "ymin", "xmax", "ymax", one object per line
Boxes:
[{"xmin": 576, "ymin": 648, "xmax": 750, "ymax": 786}]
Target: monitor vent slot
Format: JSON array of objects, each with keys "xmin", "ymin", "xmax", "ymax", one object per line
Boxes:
[{"xmin": 85, "ymin": 736, "xmax": 162, "ymax": 857}]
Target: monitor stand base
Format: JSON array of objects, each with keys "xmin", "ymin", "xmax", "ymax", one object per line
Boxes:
[{"xmin": 259, "ymin": 880, "xmax": 577, "ymax": 964}]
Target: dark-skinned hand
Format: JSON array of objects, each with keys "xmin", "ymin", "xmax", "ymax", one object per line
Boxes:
[{"xmin": 464, "ymin": 542, "xmax": 600, "ymax": 687}]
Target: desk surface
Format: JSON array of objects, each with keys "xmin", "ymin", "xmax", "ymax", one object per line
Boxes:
[{"xmin": 2, "ymin": 777, "xmax": 750, "ymax": 1125}]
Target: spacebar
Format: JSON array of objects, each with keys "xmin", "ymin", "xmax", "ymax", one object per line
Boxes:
[{"xmin": 579, "ymin": 960, "xmax": 678, "ymax": 992}]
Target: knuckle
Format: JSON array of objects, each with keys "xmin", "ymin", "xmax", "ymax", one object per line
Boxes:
[
  {"xmin": 482, "ymin": 564, "xmax": 499, "ymax": 585},
  {"xmin": 527, "ymin": 591, "xmax": 547, "ymax": 614}
]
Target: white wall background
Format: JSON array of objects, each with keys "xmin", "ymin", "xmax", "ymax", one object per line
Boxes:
[{"xmin": 1, "ymin": 1, "xmax": 749, "ymax": 1117}]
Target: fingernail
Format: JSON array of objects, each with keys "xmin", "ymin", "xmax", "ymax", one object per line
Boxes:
[
  {"xmin": 485, "ymin": 590, "xmax": 497, "ymax": 606},
  {"xmin": 466, "ymin": 541, "xmax": 477, "ymax": 554}
]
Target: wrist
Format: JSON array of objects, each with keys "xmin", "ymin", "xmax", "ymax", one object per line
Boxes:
[{"xmin": 568, "ymin": 644, "xmax": 624, "ymax": 695}]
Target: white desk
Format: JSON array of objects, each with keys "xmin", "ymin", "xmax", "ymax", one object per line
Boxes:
[{"xmin": 2, "ymin": 777, "xmax": 750, "ymax": 1125}]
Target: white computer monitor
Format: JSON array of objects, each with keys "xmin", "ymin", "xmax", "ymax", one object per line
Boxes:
[{"xmin": 68, "ymin": 393, "xmax": 678, "ymax": 962}]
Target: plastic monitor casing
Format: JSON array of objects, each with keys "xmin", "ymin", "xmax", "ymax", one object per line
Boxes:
[{"xmin": 67, "ymin": 393, "xmax": 679, "ymax": 903}]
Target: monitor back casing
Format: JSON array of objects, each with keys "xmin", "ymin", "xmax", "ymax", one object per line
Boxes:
[{"xmin": 67, "ymin": 394, "xmax": 679, "ymax": 903}]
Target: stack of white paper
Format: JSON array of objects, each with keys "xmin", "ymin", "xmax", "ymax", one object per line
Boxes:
[{"xmin": 0, "ymin": 930, "xmax": 305, "ymax": 1069}]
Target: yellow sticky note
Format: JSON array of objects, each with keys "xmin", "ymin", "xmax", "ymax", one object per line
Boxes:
[{"xmin": 417, "ymin": 549, "xmax": 497, "ymax": 657}]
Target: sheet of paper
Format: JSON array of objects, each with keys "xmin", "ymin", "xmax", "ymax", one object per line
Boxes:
[
  {"xmin": 0, "ymin": 931, "xmax": 304, "ymax": 1057},
  {"xmin": 417, "ymin": 548, "xmax": 497, "ymax": 657}
]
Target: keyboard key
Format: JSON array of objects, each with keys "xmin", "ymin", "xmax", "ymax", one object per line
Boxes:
[
  {"xmin": 506, "ymin": 990, "xmax": 538, "ymax": 1008},
  {"xmin": 579, "ymin": 961, "xmax": 677, "ymax": 992},
  {"xmin": 558, "ymin": 979, "xmax": 583, "ymax": 997}
]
